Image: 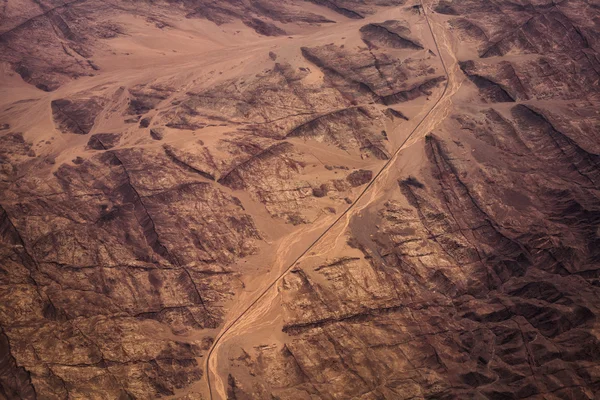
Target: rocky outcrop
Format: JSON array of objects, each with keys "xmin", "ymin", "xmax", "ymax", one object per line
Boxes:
[
  {"xmin": 0, "ymin": 144, "xmax": 263, "ymax": 397},
  {"xmin": 242, "ymin": 18, "xmax": 286, "ymax": 36},
  {"xmin": 460, "ymin": 57, "xmax": 599, "ymax": 102},
  {"xmin": 0, "ymin": 327, "xmax": 36, "ymax": 400},
  {"xmin": 305, "ymin": 0, "xmax": 406, "ymax": 19},
  {"xmin": 360, "ymin": 20, "xmax": 423, "ymax": 50},
  {"xmin": 51, "ymin": 97, "xmax": 105, "ymax": 135},
  {"xmin": 301, "ymin": 44, "xmax": 445, "ymax": 105},
  {"xmin": 480, "ymin": 9, "xmax": 594, "ymax": 58},
  {"xmin": 86, "ymin": 133, "xmax": 121, "ymax": 150},
  {"xmin": 286, "ymin": 106, "xmax": 389, "ymax": 158},
  {"xmin": 345, "ymin": 169, "xmax": 373, "ymax": 187},
  {"xmin": 218, "ymin": 142, "xmax": 316, "ymax": 222},
  {"xmin": 127, "ymin": 85, "xmax": 173, "ymax": 116},
  {"xmin": 150, "ymin": 128, "xmax": 165, "ymax": 140}
]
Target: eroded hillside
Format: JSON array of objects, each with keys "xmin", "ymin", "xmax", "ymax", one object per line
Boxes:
[{"xmin": 0, "ymin": 0, "xmax": 599, "ymax": 399}]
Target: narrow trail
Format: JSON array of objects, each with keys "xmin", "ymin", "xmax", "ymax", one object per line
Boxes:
[{"xmin": 204, "ymin": 2, "xmax": 457, "ymax": 398}]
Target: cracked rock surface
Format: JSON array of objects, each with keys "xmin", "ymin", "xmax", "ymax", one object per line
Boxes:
[{"xmin": 1, "ymin": 0, "xmax": 599, "ymax": 398}]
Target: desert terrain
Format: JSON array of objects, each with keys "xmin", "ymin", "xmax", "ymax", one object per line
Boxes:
[{"xmin": 0, "ymin": 0, "xmax": 599, "ymax": 399}]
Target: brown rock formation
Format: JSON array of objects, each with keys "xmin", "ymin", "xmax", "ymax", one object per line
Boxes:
[{"xmin": 1, "ymin": 0, "xmax": 599, "ymax": 398}]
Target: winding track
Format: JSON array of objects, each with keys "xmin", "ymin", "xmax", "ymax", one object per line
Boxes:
[{"xmin": 205, "ymin": 2, "xmax": 453, "ymax": 398}]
